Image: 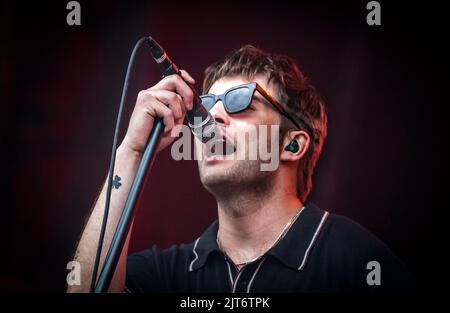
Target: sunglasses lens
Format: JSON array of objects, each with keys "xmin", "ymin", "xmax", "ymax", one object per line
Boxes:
[
  {"xmin": 225, "ymin": 87, "xmax": 252, "ymax": 113},
  {"xmin": 200, "ymin": 95, "xmax": 216, "ymax": 112}
]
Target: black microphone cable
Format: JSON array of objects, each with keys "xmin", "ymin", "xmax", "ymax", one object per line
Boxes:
[
  {"xmin": 89, "ymin": 37, "xmax": 148, "ymax": 292},
  {"xmin": 90, "ymin": 36, "xmax": 218, "ymax": 292}
]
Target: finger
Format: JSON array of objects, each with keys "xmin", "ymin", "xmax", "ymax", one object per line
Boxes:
[
  {"xmin": 139, "ymin": 94, "xmax": 175, "ymax": 133},
  {"xmin": 179, "ymin": 69, "xmax": 195, "ymax": 85},
  {"xmin": 150, "ymin": 89, "xmax": 184, "ymax": 121},
  {"xmin": 149, "ymin": 75, "xmax": 194, "ymax": 110},
  {"xmin": 174, "ymin": 116, "xmax": 185, "ymax": 126}
]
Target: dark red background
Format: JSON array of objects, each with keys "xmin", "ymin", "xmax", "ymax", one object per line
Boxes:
[{"xmin": 1, "ymin": 1, "xmax": 443, "ymax": 292}]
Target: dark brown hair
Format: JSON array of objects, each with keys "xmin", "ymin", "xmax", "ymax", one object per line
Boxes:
[{"xmin": 203, "ymin": 45, "xmax": 327, "ymax": 203}]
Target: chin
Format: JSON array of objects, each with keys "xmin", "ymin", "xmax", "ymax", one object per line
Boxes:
[
  {"xmin": 198, "ymin": 159, "xmax": 269, "ymax": 195},
  {"xmin": 199, "ymin": 161, "xmax": 236, "ymax": 190}
]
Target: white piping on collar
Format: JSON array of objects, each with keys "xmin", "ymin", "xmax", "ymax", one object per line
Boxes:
[
  {"xmin": 298, "ymin": 211, "xmax": 329, "ymax": 270},
  {"xmin": 226, "ymin": 261, "xmax": 234, "ymax": 286},
  {"xmin": 246, "ymin": 257, "xmax": 266, "ymax": 293},
  {"xmin": 189, "ymin": 237, "xmax": 200, "ymax": 272}
]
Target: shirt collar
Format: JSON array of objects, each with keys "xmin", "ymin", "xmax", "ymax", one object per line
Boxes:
[
  {"xmin": 188, "ymin": 220, "xmax": 220, "ymax": 272},
  {"xmin": 188, "ymin": 203, "xmax": 330, "ymax": 272},
  {"xmin": 267, "ymin": 203, "xmax": 330, "ymax": 270}
]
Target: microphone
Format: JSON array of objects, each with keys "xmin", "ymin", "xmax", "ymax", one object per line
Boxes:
[{"xmin": 146, "ymin": 36, "xmax": 218, "ymax": 143}]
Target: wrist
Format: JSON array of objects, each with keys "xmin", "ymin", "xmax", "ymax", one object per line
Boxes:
[{"xmin": 117, "ymin": 143, "xmax": 143, "ymax": 161}]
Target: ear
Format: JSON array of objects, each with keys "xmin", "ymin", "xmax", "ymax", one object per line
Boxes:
[{"xmin": 280, "ymin": 130, "xmax": 310, "ymax": 162}]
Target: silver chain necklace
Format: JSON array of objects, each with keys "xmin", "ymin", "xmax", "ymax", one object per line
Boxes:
[{"xmin": 216, "ymin": 206, "xmax": 305, "ymax": 266}]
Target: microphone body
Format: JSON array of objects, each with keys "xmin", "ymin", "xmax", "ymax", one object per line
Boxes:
[{"xmin": 147, "ymin": 37, "xmax": 218, "ymax": 143}]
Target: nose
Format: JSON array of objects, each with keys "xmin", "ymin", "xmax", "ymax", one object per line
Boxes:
[{"xmin": 210, "ymin": 100, "xmax": 230, "ymax": 126}]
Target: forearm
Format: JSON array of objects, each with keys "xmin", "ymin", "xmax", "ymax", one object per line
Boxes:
[
  {"xmin": 68, "ymin": 144, "xmax": 142, "ymax": 292},
  {"xmin": 67, "ymin": 70, "xmax": 195, "ymax": 292}
]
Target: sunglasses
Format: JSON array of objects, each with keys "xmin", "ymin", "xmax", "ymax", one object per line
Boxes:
[{"xmin": 200, "ymin": 82, "xmax": 303, "ymax": 131}]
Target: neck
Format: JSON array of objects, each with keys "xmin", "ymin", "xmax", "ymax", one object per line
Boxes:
[{"xmin": 216, "ymin": 180, "xmax": 303, "ymax": 268}]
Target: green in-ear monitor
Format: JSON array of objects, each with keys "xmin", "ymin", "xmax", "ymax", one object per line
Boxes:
[{"xmin": 284, "ymin": 139, "xmax": 299, "ymax": 153}]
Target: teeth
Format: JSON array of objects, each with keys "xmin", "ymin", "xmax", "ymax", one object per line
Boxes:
[
  {"xmin": 205, "ymin": 137, "xmax": 236, "ymax": 157},
  {"xmin": 204, "ymin": 136, "xmax": 236, "ymax": 158}
]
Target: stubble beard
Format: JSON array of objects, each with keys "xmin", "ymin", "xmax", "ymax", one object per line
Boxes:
[{"xmin": 198, "ymin": 158, "xmax": 274, "ymax": 217}]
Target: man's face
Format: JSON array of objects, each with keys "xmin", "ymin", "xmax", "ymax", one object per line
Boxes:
[{"xmin": 196, "ymin": 75, "xmax": 282, "ymax": 199}]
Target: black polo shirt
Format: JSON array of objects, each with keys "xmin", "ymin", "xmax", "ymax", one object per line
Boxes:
[{"xmin": 125, "ymin": 203, "xmax": 414, "ymax": 293}]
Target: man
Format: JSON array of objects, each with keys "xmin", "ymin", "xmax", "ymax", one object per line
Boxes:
[{"xmin": 68, "ymin": 45, "xmax": 414, "ymax": 293}]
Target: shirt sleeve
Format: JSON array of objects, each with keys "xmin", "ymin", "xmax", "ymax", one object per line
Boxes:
[
  {"xmin": 324, "ymin": 215, "xmax": 416, "ymax": 293},
  {"xmin": 125, "ymin": 245, "xmax": 166, "ymax": 293}
]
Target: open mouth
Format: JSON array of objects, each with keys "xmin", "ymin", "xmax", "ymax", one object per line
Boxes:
[{"xmin": 204, "ymin": 136, "xmax": 236, "ymax": 159}]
